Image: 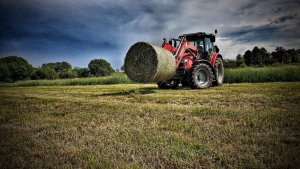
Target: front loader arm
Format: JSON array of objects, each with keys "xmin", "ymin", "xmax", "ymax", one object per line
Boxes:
[
  {"xmin": 173, "ymin": 37, "xmax": 197, "ymax": 68},
  {"xmin": 162, "ymin": 38, "xmax": 177, "ymax": 53}
]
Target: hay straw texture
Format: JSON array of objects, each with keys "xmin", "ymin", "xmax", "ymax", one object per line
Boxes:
[{"xmin": 124, "ymin": 42, "xmax": 176, "ymax": 83}]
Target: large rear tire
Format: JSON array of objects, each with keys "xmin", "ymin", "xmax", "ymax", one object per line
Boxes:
[
  {"xmin": 157, "ymin": 79, "xmax": 179, "ymax": 89},
  {"xmin": 213, "ymin": 57, "xmax": 224, "ymax": 85},
  {"xmin": 190, "ymin": 63, "xmax": 213, "ymax": 89}
]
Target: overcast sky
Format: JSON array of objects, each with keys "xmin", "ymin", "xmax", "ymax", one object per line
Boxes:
[{"xmin": 1, "ymin": 0, "xmax": 300, "ymax": 68}]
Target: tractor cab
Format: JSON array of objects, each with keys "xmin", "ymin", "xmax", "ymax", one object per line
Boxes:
[{"xmin": 182, "ymin": 32, "xmax": 217, "ymax": 60}]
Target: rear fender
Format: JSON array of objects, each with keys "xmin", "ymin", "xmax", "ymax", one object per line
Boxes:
[{"xmin": 210, "ymin": 53, "xmax": 223, "ymax": 66}]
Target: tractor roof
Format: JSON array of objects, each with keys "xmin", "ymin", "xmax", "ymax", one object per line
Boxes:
[{"xmin": 181, "ymin": 32, "xmax": 215, "ymax": 41}]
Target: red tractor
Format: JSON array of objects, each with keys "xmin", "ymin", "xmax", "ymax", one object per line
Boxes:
[{"xmin": 157, "ymin": 30, "xmax": 224, "ymax": 89}]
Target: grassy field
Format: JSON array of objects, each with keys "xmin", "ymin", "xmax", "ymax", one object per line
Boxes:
[
  {"xmin": 1, "ymin": 65, "xmax": 299, "ymax": 87},
  {"xmin": 0, "ymin": 82, "xmax": 299, "ymax": 168}
]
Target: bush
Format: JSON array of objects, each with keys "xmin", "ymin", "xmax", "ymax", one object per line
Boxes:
[
  {"xmin": 223, "ymin": 59, "xmax": 238, "ymax": 68},
  {"xmin": 60, "ymin": 70, "xmax": 78, "ymax": 79},
  {"xmin": 31, "ymin": 67, "xmax": 59, "ymax": 80},
  {"xmin": 73, "ymin": 68, "xmax": 90, "ymax": 78},
  {"xmin": 0, "ymin": 56, "xmax": 33, "ymax": 82},
  {"xmin": 42, "ymin": 61, "xmax": 73, "ymax": 78}
]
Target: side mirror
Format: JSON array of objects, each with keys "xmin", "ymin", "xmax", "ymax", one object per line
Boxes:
[{"xmin": 215, "ymin": 29, "xmax": 218, "ymax": 34}]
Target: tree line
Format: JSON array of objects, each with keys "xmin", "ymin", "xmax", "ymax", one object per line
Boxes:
[
  {"xmin": 1, "ymin": 46, "xmax": 299, "ymax": 82},
  {"xmin": 0, "ymin": 56, "xmax": 114, "ymax": 82},
  {"xmin": 224, "ymin": 46, "xmax": 300, "ymax": 68}
]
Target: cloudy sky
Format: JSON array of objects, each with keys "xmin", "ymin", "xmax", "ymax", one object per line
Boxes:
[{"xmin": 1, "ymin": 0, "xmax": 300, "ymax": 69}]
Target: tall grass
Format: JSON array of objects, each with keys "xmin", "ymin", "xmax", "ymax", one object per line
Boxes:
[
  {"xmin": 2, "ymin": 72, "xmax": 133, "ymax": 87},
  {"xmin": 1, "ymin": 65, "xmax": 299, "ymax": 87},
  {"xmin": 224, "ymin": 65, "xmax": 300, "ymax": 83}
]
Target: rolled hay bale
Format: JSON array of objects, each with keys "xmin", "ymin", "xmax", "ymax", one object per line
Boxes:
[{"xmin": 124, "ymin": 42, "xmax": 176, "ymax": 83}]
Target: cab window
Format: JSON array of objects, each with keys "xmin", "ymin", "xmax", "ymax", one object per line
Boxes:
[
  {"xmin": 196, "ymin": 41, "xmax": 204, "ymax": 52},
  {"xmin": 204, "ymin": 38, "xmax": 214, "ymax": 53}
]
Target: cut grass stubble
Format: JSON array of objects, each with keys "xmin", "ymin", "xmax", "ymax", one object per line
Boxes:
[{"xmin": 0, "ymin": 82, "xmax": 299, "ymax": 168}]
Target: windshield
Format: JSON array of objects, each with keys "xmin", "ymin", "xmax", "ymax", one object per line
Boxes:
[{"xmin": 205, "ymin": 38, "xmax": 214, "ymax": 53}]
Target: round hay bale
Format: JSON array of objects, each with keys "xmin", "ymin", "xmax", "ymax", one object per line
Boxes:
[{"xmin": 124, "ymin": 42, "xmax": 176, "ymax": 83}]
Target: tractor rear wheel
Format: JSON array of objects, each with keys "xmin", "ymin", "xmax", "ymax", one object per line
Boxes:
[
  {"xmin": 157, "ymin": 80, "xmax": 179, "ymax": 89},
  {"xmin": 213, "ymin": 57, "xmax": 224, "ymax": 85},
  {"xmin": 190, "ymin": 63, "xmax": 213, "ymax": 89}
]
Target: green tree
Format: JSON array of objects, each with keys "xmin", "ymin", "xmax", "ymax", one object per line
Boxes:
[
  {"xmin": 60, "ymin": 70, "xmax": 78, "ymax": 79},
  {"xmin": 296, "ymin": 49, "xmax": 300, "ymax": 63},
  {"xmin": 42, "ymin": 61, "xmax": 72, "ymax": 78},
  {"xmin": 252, "ymin": 46, "xmax": 262, "ymax": 66},
  {"xmin": 223, "ymin": 59, "xmax": 237, "ymax": 68},
  {"xmin": 287, "ymin": 49, "xmax": 298, "ymax": 63},
  {"xmin": 0, "ymin": 56, "xmax": 33, "ymax": 82},
  {"xmin": 31, "ymin": 67, "xmax": 59, "ymax": 80},
  {"xmin": 73, "ymin": 67, "xmax": 90, "ymax": 78},
  {"xmin": 243, "ymin": 50, "xmax": 253, "ymax": 66},
  {"xmin": 236, "ymin": 54, "xmax": 246, "ymax": 67},
  {"xmin": 260, "ymin": 47, "xmax": 271, "ymax": 65},
  {"xmin": 80, "ymin": 68, "xmax": 90, "ymax": 77},
  {"xmin": 0, "ymin": 62, "xmax": 10, "ymax": 82},
  {"xmin": 243, "ymin": 47, "xmax": 271, "ymax": 66},
  {"xmin": 88, "ymin": 59, "xmax": 114, "ymax": 76},
  {"xmin": 272, "ymin": 47, "xmax": 292, "ymax": 64}
]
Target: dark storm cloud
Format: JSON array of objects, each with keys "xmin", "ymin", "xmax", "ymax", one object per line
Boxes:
[
  {"xmin": 0, "ymin": 0, "xmax": 184, "ymax": 67},
  {"xmin": 0, "ymin": 0, "xmax": 118, "ymax": 47},
  {"xmin": 0, "ymin": 0, "xmax": 300, "ymax": 67},
  {"xmin": 222, "ymin": 25, "xmax": 280, "ymax": 42},
  {"xmin": 221, "ymin": 13, "xmax": 300, "ymax": 44},
  {"xmin": 270, "ymin": 13, "xmax": 298, "ymax": 24},
  {"xmin": 0, "ymin": 0, "xmax": 124, "ymax": 66}
]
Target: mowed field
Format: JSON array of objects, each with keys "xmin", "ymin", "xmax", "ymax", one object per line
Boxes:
[{"xmin": 0, "ymin": 82, "xmax": 299, "ymax": 168}]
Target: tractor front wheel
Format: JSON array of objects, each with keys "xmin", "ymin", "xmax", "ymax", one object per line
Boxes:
[
  {"xmin": 213, "ymin": 57, "xmax": 224, "ymax": 85},
  {"xmin": 190, "ymin": 63, "xmax": 213, "ymax": 89}
]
